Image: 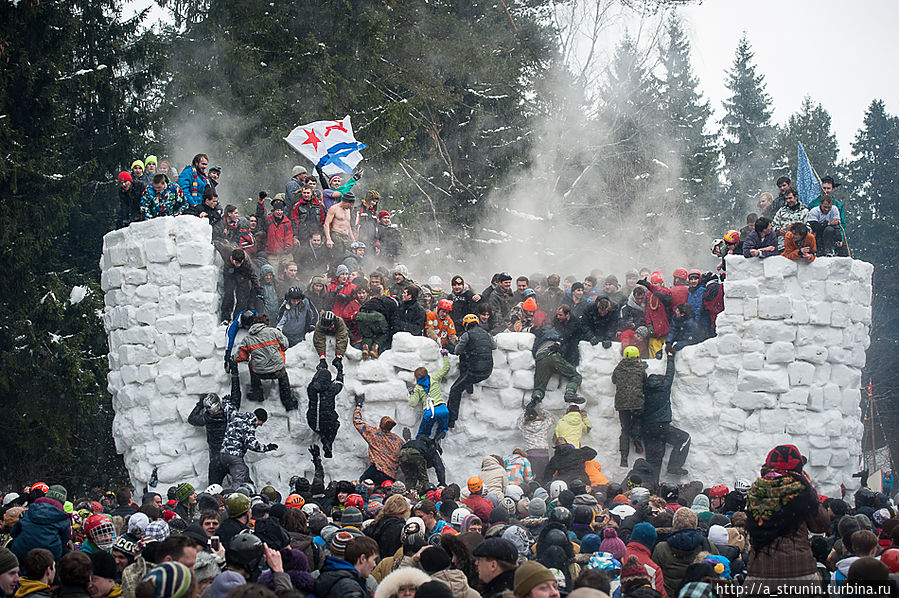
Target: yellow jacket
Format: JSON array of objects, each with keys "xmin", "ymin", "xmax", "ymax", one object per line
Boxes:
[{"xmin": 554, "ymin": 412, "xmax": 591, "ymax": 448}]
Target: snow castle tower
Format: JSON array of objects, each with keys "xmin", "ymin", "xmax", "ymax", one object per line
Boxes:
[{"xmin": 101, "ymin": 216, "xmax": 873, "ymax": 496}]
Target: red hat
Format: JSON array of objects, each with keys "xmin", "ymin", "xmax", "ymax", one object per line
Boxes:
[
  {"xmin": 118, "ymin": 171, "xmax": 133, "ymax": 183},
  {"xmin": 764, "ymin": 444, "xmax": 806, "ymax": 472},
  {"xmin": 377, "ymin": 210, "xmax": 390, "ymax": 219},
  {"xmin": 673, "ymin": 268, "xmax": 688, "ymax": 280},
  {"xmin": 162, "ymin": 510, "xmax": 180, "ymax": 523},
  {"xmin": 650, "ymin": 271, "xmax": 664, "ymax": 285},
  {"xmin": 381, "ymin": 480, "xmax": 394, "ymax": 488}
]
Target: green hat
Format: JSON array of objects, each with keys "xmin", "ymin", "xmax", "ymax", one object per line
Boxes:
[
  {"xmin": 144, "ymin": 155, "xmax": 158, "ymax": 166},
  {"xmin": 0, "ymin": 548, "xmax": 19, "ymax": 575},
  {"xmin": 175, "ymin": 483, "xmax": 194, "ymax": 503},
  {"xmin": 46, "ymin": 485, "xmax": 67, "ymax": 504},
  {"xmin": 514, "ymin": 561, "xmax": 556, "ymax": 598},
  {"xmin": 131, "ymin": 159, "xmax": 145, "ymax": 170}
]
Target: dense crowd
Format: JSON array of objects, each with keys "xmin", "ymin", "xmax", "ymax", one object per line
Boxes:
[{"xmin": 25, "ymin": 157, "xmax": 871, "ymax": 598}]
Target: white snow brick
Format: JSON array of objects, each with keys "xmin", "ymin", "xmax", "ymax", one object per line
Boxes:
[
  {"xmin": 788, "ymin": 361, "xmax": 816, "ymax": 386},
  {"xmin": 742, "ymin": 352, "xmax": 764, "ymax": 370},
  {"xmin": 177, "ymin": 242, "xmax": 215, "ymax": 266},
  {"xmin": 796, "ymin": 345, "xmax": 828, "ymax": 364},
  {"xmin": 718, "ymin": 408, "xmax": 747, "ymax": 431},
  {"xmin": 758, "ymin": 295, "xmax": 792, "ymax": 319},
  {"xmin": 737, "ymin": 368, "xmax": 789, "ymax": 393},
  {"xmin": 482, "ymin": 368, "xmax": 512, "ymax": 389},
  {"xmin": 731, "ymin": 391, "xmax": 776, "ymax": 410},
  {"xmin": 743, "ymin": 298, "xmax": 758, "ymax": 319},
  {"xmin": 181, "ymin": 266, "xmax": 219, "ymax": 293},
  {"xmin": 494, "ymin": 333, "xmax": 520, "ymax": 352},
  {"xmin": 511, "ymin": 370, "xmax": 533, "ymax": 390},
  {"xmin": 717, "ymin": 334, "xmax": 741, "ymax": 355},
  {"xmin": 831, "ymin": 364, "xmax": 859, "ymax": 389},
  {"xmin": 176, "ymin": 292, "xmax": 218, "ymax": 313},
  {"xmin": 763, "ymin": 257, "xmax": 798, "ymax": 278},
  {"xmin": 765, "ymin": 341, "xmax": 794, "ymax": 363},
  {"xmin": 507, "ymin": 351, "xmax": 535, "ymax": 371},
  {"xmin": 724, "ymin": 280, "xmax": 759, "ymax": 298},
  {"xmin": 797, "ymin": 260, "xmax": 830, "ymax": 283},
  {"xmin": 156, "ymin": 315, "xmax": 193, "ymax": 334}
]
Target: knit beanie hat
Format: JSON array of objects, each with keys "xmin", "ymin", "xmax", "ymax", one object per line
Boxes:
[
  {"xmin": 630, "ymin": 522, "xmax": 658, "ymax": 549},
  {"xmin": 46, "ymin": 485, "xmax": 68, "ymax": 504},
  {"xmin": 673, "ymin": 506, "xmax": 698, "ymax": 530},
  {"xmin": 513, "ymin": 561, "xmax": 556, "ymax": 598},
  {"xmin": 528, "ymin": 498, "xmax": 546, "ymax": 517},
  {"xmin": 0, "ymin": 549, "xmax": 18, "ymax": 575},
  {"xmin": 175, "ymin": 483, "xmax": 194, "ymax": 503},
  {"xmin": 599, "ymin": 528, "xmax": 626, "ymax": 561},
  {"xmin": 127, "ymin": 512, "xmax": 150, "ymax": 536},
  {"xmin": 329, "ymin": 531, "xmax": 354, "ymax": 558},
  {"xmin": 579, "ymin": 533, "xmax": 602, "ymax": 554},
  {"xmin": 619, "ymin": 555, "xmax": 652, "ymax": 592},
  {"xmin": 707, "ymin": 524, "xmax": 729, "ymax": 547},
  {"xmin": 141, "ymin": 561, "xmax": 193, "ymax": 598},
  {"xmin": 91, "ymin": 551, "xmax": 119, "ymax": 580},
  {"xmin": 419, "ymin": 546, "xmax": 452, "ymax": 574},
  {"xmin": 391, "ymin": 481, "xmax": 407, "ymax": 495}
]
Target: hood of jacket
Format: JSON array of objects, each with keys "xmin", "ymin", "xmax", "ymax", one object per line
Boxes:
[
  {"xmin": 374, "ymin": 567, "xmax": 431, "ymax": 598},
  {"xmin": 666, "ymin": 528, "xmax": 706, "ymax": 553},
  {"xmin": 27, "ymin": 502, "xmax": 70, "ymax": 525}
]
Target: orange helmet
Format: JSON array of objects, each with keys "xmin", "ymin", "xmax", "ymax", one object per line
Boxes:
[
  {"xmin": 522, "ymin": 297, "xmax": 538, "ymax": 312},
  {"xmin": 673, "ymin": 268, "xmax": 688, "ymax": 280},
  {"xmin": 650, "ymin": 271, "xmax": 664, "ymax": 285},
  {"xmin": 437, "ymin": 299, "xmax": 453, "ymax": 312},
  {"xmin": 467, "ymin": 477, "xmax": 483, "ymax": 494},
  {"xmin": 881, "ymin": 549, "xmax": 899, "ymax": 573},
  {"xmin": 285, "ymin": 494, "xmax": 305, "ymax": 510},
  {"xmin": 30, "ymin": 482, "xmax": 49, "ymax": 494}
]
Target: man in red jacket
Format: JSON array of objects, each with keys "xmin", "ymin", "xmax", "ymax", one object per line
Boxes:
[
  {"xmin": 256, "ymin": 195, "xmax": 294, "ymax": 275},
  {"xmin": 461, "ymin": 477, "xmax": 492, "ymax": 522},
  {"xmin": 626, "ymin": 522, "xmax": 668, "ymax": 598}
]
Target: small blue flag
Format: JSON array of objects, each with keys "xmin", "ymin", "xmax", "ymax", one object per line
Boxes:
[{"xmin": 796, "ymin": 141, "xmax": 820, "ymax": 206}]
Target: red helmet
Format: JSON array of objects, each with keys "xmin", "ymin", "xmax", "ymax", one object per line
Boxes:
[
  {"xmin": 437, "ymin": 299, "xmax": 453, "ymax": 312},
  {"xmin": 650, "ymin": 271, "xmax": 664, "ymax": 285},
  {"xmin": 709, "ymin": 484, "xmax": 729, "ymax": 498},
  {"xmin": 688, "ymin": 269, "xmax": 702, "ymax": 279},
  {"xmin": 285, "ymin": 494, "xmax": 305, "ymax": 510},
  {"xmin": 84, "ymin": 514, "xmax": 116, "ymax": 549},
  {"xmin": 723, "ymin": 230, "xmax": 740, "ymax": 244},
  {"xmin": 30, "ymin": 482, "xmax": 49, "ymax": 494},
  {"xmin": 673, "ymin": 268, "xmax": 688, "ymax": 280},
  {"xmin": 882, "ymin": 549, "xmax": 899, "ymax": 573},
  {"xmin": 345, "ymin": 494, "xmax": 364, "ymax": 509}
]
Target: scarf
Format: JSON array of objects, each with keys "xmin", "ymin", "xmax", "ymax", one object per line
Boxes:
[
  {"xmin": 627, "ymin": 293, "xmax": 645, "ymax": 313},
  {"xmin": 746, "ymin": 472, "xmax": 806, "ymax": 526}
]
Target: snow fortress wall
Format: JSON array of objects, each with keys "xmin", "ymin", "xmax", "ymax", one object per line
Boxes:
[{"xmin": 101, "ymin": 216, "xmax": 873, "ymax": 496}]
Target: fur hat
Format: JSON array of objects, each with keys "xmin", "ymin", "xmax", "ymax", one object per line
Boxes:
[
  {"xmin": 374, "ymin": 567, "xmax": 432, "ymax": 598},
  {"xmin": 673, "ymin": 506, "xmax": 698, "ymax": 530}
]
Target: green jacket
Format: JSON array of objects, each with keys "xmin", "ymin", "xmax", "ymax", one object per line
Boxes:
[
  {"xmin": 313, "ymin": 316, "xmax": 349, "ymax": 357},
  {"xmin": 611, "ymin": 357, "xmax": 647, "ymax": 411},
  {"xmin": 409, "ymin": 355, "xmax": 450, "ymax": 409}
]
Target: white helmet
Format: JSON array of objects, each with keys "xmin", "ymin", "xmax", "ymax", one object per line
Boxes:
[
  {"xmin": 549, "ymin": 480, "xmax": 568, "ymax": 500},
  {"xmin": 629, "ymin": 487, "xmax": 650, "ymax": 506},
  {"xmin": 427, "ymin": 276, "xmax": 443, "ymax": 289},
  {"xmin": 734, "ymin": 479, "xmax": 752, "ymax": 493},
  {"xmin": 301, "ymin": 503, "xmax": 320, "ymax": 516},
  {"xmin": 450, "ymin": 507, "xmax": 472, "ymax": 527},
  {"xmin": 504, "ymin": 484, "xmax": 524, "ymax": 501},
  {"xmin": 501, "ymin": 497, "xmax": 516, "ymax": 515},
  {"xmin": 203, "ymin": 484, "xmax": 223, "ymax": 496}
]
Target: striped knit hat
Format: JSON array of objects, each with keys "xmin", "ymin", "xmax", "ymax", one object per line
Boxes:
[
  {"xmin": 330, "ymin": 531, "xmax": 354, "ymax": 559},
  {"xmin": 141, "ymin": 561, "xmax": 193, "ymax": 598}
]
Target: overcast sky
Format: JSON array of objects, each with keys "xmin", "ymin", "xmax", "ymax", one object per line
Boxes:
[{"xmin": 678, "ymin": 0, "xmax": 899, "ymax": 160}]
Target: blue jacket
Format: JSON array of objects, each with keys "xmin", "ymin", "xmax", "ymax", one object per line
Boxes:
[
  {"xmin": 666, "ymin": 315, "xmax": 701, "ymax": 351},
  {"xmin": 277, "ymin": 298, "xmax": 318, "ymax": 347},
  {"xmin": 686, "ymin": 286, "xmax": 710, "ymax": 328},
  {"xmin": 177, "ymin": 165, "xmax": 208, "ymax": 206},
  {"xmin": 10, "ymin": 500, "xmax": 71, "ymax": 561},
  {"xmin": 313, "ymin": 557, "xmax": 369, "ymax": 598}
]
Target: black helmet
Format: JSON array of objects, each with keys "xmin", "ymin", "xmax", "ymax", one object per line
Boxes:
[
  {"xmin": 226, "ymin": 532, "xmax": 264, "ymax": 573},
  {"xmin": 548, "ymin": 506, "xmax": 571, "ymax": 528},
  {"xmin": 286, "ymin": 287, "xmax": 304, "ymax": 301},
  {"xmin": 660, "ymin": 482, "xmax": 679, "ymax": 502},
  {"xmin": 540, "ymin": 527, "xmax": 570, "ymax": 549},
  {"xmin": 572, "ymin": 505, "xmax": 594, "ymax": 525},
  {"xmin": 319, "ymin": 310, "xmax": 336, "ymax": 329}
]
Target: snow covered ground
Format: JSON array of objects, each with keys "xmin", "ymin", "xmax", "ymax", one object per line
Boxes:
[{"xmin": 101, "ymin": 216, "xmax": 872, "ymax": 496}]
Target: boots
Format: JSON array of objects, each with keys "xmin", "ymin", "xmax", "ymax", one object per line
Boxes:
[
  {"xmin": 362, "ymin": 344, "xmax": 370, "ymax": 360},
  {"xmin": 564, "ymin": 388, "xmax": 585, "ymax": 404},
  {"xmin": 620, "ymin": 454, "xmax": 628, "ymax": 468},
  {"xmin": 525, "ymin": 398, "xmax": 540, "ymax": 419},
  {"xmin": 633, "ymin": 438, "xmax": 644, "ymax": 454},
  {"xmin": 402, "ymin": 426, "xmax": 412, "ymax": 441},
  {"xmin": 370, "ymin": 343, "xmax": 379, "ymax": 359}
]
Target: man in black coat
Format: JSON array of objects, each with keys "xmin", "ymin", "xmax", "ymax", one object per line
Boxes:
[
  {"xmin": 188, "ymin": 366, "xmax": 241, "ymax": 486},
  {"xmin": 580, "ymin": 297, "xmax": 619, "ymax": 347},
  {"xmin": 448, "ymin": 275, "xmax": 478, "ymax": 330},
  {"xmin": 393, "ymin": 285, "xmax": 426, "ymax": 336},
  {"xmin": 399, "ymin": 434, "xmax": 446, "ymax": 493},
  {"xmin": 448, "ymin": 314, "xmax": 496, "ymax": 429},
  {"xmin": 642, "ymin": 349, "xmax": 690, "ymax": 480},
  {"xmin": 221, "ymin": 248, "xmax": 263, "ymax": 323},
  {"xmin": 307, "ymin": 362, "xmax": 344, "ymax": 459},
  {"xmin": 116, "ymin": 171, "xmax": 145, "ymax": 229},
  {"xmin": 543, "ymin": 438, "xmax": 597, "ymax": 484},
  {"xmin": 314, "ymin": 536, "xmax": 379, "ymax": 598}
]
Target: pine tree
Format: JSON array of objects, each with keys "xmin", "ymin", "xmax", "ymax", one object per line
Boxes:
[
  {"xmin": 773, "ymin": 96, "xmax": 839, "ymax": 181},
  {"xmin": 658, "ymin": 15, "xmax": 719, "ymax": 225},
  {"xmin": 720, "ymin": 34, "xmax": 775, "ymax": 219}
]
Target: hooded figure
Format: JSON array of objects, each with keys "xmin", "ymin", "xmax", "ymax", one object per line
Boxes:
[
  {"xmin": 307, "ymin": 365, "xmax": 345, "ymax": 459},
  {"xmin": 188, "ymin": 368, "xmax": 241, "ymax": 486},
  {"xmin": 258, "ymin": 264, "xmax": 281, "ymax": 324}
]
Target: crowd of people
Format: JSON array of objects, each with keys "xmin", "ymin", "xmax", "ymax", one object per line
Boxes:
[{"xmin": 2, "ymin": 447, "xmax": 897, "ymax": 598}]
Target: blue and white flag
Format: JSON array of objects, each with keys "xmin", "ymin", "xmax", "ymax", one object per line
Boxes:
[
  {"xmin": 284, "ymin": 115, "xmax": 366, "ymax": 176},
  {"xmin": 796, "ymin": 141, "xmax": 820, "ymax": 206}
]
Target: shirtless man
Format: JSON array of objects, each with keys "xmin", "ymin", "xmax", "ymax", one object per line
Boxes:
[{"xmin": 324, "ymin": 193, "xmax": 357, "ymax": 266}]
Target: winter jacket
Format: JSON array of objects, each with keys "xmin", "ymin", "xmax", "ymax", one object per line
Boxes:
[
  {"xmin": 620, "ymin": 292, "xmax": 647, "ymax": 331},
  {"xmin": 430, "ymin": 568, "xmax": 480, "ymax": 598},
  {"xmin": 117, "ymin": 180, "xmax": 146, "ymax": 229},
  {"xmin": 291, "ymin": 199, "xmax": 326, "ymax": 242},
  {"xmin": 504, "ymin": 453, "xmax": 533, "ymax": 486},
  {"xmin": 14, "ymin": 579, "xmax": 54, "ymax": 598},
  {"xmin": 652, "ymin": 528, "xmax": 716, "ymax": 597},
  {"xmin": 532, "ymin": 321, "xmax": 581, "ymax": 367},
  {"xmin": 669, "ymin": 285, "xmax": 689, "ymax": 309},
  {"xmin": 640, "ymin": 282, "xmax": 672, "ymax": 339},
  {"xmin": 746, "ymin": 503, "xmax": 828, "ymax": 579},
  {"xmin": 612, "ymin": 357, "xmax": 647, "ymax": 411},
  {"xmin": 354, "ymin": 410, "xmax": 404, "ymax": 478},
  {"xmin": 235, "ymin": 323, "xmax": 288, "ymax": 374},
  {"xmin": 626, "ymin": 542, "xmax": 668, "ymax": 598},
  {"xmin": 544, "ymin": 444, "xmax": 597, "ymax": 484},
  {"xmin": 580, "ymin": 301, "xmax": 620, "ymax": 345},
  {"xmin": 480, "ymin": 455, "xmax": 507, "ymax": 497},
  {"xmin": 262, "ymin": 212, "xmax": 294, "ymax": 255},
  {"xmin": 539, "ymin": 287, "xmax": 568, "ymax": 315},
  {"xmin": 487, "ymin": 287, "xmax": 515, "ymax": 332},
  {"xmin": 449, "ymin": 289, "xmax": 477, "ymax": 329},
  {"xmin": 140, "ymin": 183, "xmax": 186, "ymax": 220},
  {"xmin": 187, "ymin": 394, "xmax": 230, "ymax": 450},
  {"xmin": 641, "ymin": 355, "xmax": 675, "ymax": 425},
  {"xmin": 401, "ymin": 437, "xmax": 447, "ymax": 486},
  {"xmin": 685, "ymin": 285, "xmax": 708, "ymax": 329},
  {"xmin": 516, "ymin": 408, "xmax": 555, "ymax": 451},
  {"xmin": 410, "ymin": 355, "xmax": 451, "ymax": 410},
  {"xmin": 454, "ymin": 324, "xmax": 495, "ymax": 377},
  {"xmin": 555, "ymin": 411, "xmax": 591, "ymax": 448},
  {"xmin": 480, "ymin": 569, "xmax": 515, "ymax": 598},
  {"xmin": 220, "ymin": 393, "xmax": 272, "ymax": 457},
  {"xmin": 9, "ymin": 500, "xmax": 71, "ymax": 561},
  {"xmin": 395, "ymin": 299, "xmax": 427, "ymax": 336},
  {"xmin": 177, "ymin": 165, "xmax": 208, "ymax": 205},
  {"xmin": 462, "ymin": 494, "xmax": 493, "ymax": 523},
  {"xmin": 772, "ymin": 203, "xmax": 810, "ymax": 249},
  {"xmin": 258, "ymin": 264, "xmax": 280, "ymax": 323},
  {"xmin": 783, "ymin": 231, "xmax": 817, "ymax": 262},
  {"xmin": 364, "ymin": 515, "xmax": 405, "ymax": 559},
  {"xmin": 742, "ymin": 229, "xmax": 779, "ymax": 258},
  {"xmin": 313, "ymin": 557, "xmax": 371, "ymax": 598},
  {"xmin": 223, "ymin": 258, "xmax": 263, "ymax": 297},
  {"xmin": 702, "ymin": 280, "xmax": 724, "ymax": 330},
  {"xmin": 374, "ymin": 225, "xmax": 403, "ymax": 260},
  {"xmin": 277, "ymin": 298, "xmax": 317, "ymax": 347},
  {"xmin": 665, "ymin": 315, "xmax": 700, "ymax": 351},
  {"xmin": 185, "ymin": 201, "xmax": 223, "ymax": 233},
  {"xmin": 312, "ymin": 316, "xmax": 349, "ymax": 357}
]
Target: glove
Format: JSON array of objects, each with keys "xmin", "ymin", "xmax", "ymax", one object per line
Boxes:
[
  {"xmin": 259, "ymin": 191, "xmax": 268, "ymax": 200},
  {"xmin": 229, "ymin": 358, "xmax": 238, "ymax": 374},
  {"xmin": 224, "ymin": 351, "xmax": 232, "ymax": 373},
  {"xmin": 332, "ymin": 356, "xmax": 342, "ymax": 368},
  {"xmin": 353, "ymin": 168, "xmax": 363, "ymax": 181},
  {"xmin": 440, "ymin": 349, "xmax": 449, "ymax": 356},
  {"xmin": 636, "ymin": 279, "xmax": 651, "ymax": 288},
  {"xmin": 318, "ymin": 358, "xmax": 328, "ymax": 370},
  {"xmin": 354, "ymin": 395, "xmax": 365, "ymax": 407},
  {"xmin": 256, "ymin": 293, "xmax": 264, "ymax": 301},
  {"xmin": 590, "ymin": 336, "xmax": 600, "ymax": 346},
  {"xmin": 309, "ymin": 445, "xmax": 321, "ymax": 459},
  {"xmin": 266, "ymin": 443, "xmax": 279, "ymax": 451},
  {"xmin": 602, "ymin": 340, "xmax": 612, "ymax": 349}
]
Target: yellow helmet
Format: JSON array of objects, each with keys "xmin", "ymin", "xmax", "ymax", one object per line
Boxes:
[
  {"xmin": 462, "ymin": 314, "xmax": 479, "ymax": 326},
  {"xmin": 623, "ymin": 346, "xmax": 640, "ymax": 359}
]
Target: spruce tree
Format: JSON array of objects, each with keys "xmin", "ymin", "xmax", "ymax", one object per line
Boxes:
[
  {"xmin": 773, "ymin": 96, "xmax": 839, "ymax": 181},
  {"xmin": 720, "ymin": 34, "xmax": 775, "ymax": 219}
]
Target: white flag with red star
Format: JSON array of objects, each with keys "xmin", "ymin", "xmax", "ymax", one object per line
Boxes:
[{"xmin": 283, "ymin": 115, "xmax": 366, "ymax": 176}]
